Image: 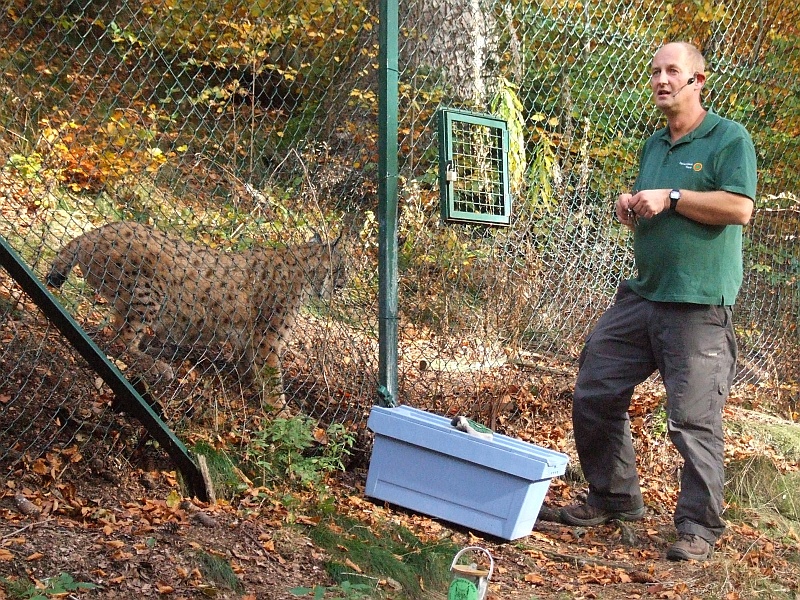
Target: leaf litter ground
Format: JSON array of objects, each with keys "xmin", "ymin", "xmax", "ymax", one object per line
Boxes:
[{"xmin": 1, "ymin": 359, "xmax": 798, "ymax": 600}]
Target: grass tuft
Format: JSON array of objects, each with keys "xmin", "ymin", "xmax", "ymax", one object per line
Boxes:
[
  {"xmin": 309, "ymin": 514, "xmax": 458, "ymax": 599},
  {"xmin": 195, "ymin": 550, "xmax": 244, "ymax": 593},
  {"xmin": 726, "ymin": 455, "xmax": 800, "ymax": 525}
]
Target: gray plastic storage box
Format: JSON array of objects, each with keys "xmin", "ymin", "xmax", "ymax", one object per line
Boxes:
[{"xmin": 365, "ymin": 405, "xmax": 569, "ymax": 540}]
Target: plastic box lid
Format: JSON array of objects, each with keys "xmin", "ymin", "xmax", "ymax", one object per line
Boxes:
[{"xmin": 368, "ymin": 405, "xmax": 568, "ymax": 481}]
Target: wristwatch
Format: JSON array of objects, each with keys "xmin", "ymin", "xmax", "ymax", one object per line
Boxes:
[{"xmin": 669, "ymin": 189, "xmax": 681, "ymax": 211}]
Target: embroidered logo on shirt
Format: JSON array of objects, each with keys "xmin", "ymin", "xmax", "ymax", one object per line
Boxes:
[{"xmin": 678, "ymin": 161, "xmax": 703, "ymax": 172}]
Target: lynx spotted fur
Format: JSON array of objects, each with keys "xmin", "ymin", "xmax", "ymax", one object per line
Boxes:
[{"xmin": 47, "ymin": 221, "xmax": 343, "ymax": 408}]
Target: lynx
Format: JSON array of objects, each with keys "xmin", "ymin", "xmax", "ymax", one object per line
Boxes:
[{"xmin": 46, "ymin": 221, "xmax": 344, "ymax": 409}]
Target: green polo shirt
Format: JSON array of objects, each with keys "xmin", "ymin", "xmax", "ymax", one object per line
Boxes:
[{"xmin": 628, "ymin": 111, "xmax": 757, "ymax": 305}]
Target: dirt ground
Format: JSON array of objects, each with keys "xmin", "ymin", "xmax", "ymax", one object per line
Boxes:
[{"xmin": 1, "ymin": 387, "xmax": 798, "ymax": 600}]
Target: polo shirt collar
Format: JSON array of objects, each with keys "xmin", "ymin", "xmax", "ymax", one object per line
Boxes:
[{"xmin": 656, "ymin": 109, "xmax": 721, "ymax": 146}]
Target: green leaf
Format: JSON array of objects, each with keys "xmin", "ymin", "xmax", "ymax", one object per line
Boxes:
[{"xmin": 289, "ymin": 586, "xmax": 313, "ymax": 595}]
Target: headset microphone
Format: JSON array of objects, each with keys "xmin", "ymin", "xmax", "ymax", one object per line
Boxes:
[{"xmin": 671, "ymin": 75, "xmax": 696, "ymax": 97}]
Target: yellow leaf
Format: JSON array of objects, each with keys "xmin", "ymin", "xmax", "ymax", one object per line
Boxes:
[
  {"xmin": 0, "ymin": 549, "xmax": 14, "ymax": 561},
  {"xmin": 166, "ymin": 490, "xmax": 181, "ymax": 509}
]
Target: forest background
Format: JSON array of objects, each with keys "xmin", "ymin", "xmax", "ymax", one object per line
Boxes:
[{"xmin": 0, "ymin": 0, "xmax": 799, "ymax": 598}]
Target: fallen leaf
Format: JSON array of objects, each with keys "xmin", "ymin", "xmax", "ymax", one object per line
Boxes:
[
  {"xmin": 524, "ymin": 572, "xmax": 544, "ymax": 585},
  {"xmin": 166, "ymin": 490, "xmax": 182, "ymax": 508},
  {"xmin": 156, "ymin": 582, "xmax": 174, "ymax": 594},
  {"xmin": 295, "ymin": 515, "xmax": 320, "ymax": 525},
  {"xmin": 344, "ymin": 558, "xmax": 361, "ymax": 572}
]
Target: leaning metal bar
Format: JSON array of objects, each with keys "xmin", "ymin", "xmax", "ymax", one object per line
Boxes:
[{"xmin": 0, "ymin": 235, "xmax": 208, "ymax": 501}]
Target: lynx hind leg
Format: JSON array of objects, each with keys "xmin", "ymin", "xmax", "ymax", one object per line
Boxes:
[{"xmin": 112, "ymin": 313, "xmax": 175, "ymax": 380}]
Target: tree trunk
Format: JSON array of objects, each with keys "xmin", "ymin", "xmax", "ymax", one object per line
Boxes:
[{"xmin": 401, "ymin": 0, "xmax": 500, "ymax": 105}]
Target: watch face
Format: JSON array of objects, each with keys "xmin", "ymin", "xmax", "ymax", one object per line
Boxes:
[{"xmin": 670, "ymin": 190, "xmax": 680, "ymax": 200}]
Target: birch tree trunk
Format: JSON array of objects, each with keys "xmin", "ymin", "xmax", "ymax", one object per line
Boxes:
[{"xmin": 401, "ymin": 0, "xmax": 500, "ymax": 105}]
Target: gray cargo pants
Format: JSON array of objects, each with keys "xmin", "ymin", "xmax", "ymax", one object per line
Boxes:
[{"xmin": 572, "ymin": 282, "xmax": 736, "ymax": 544}]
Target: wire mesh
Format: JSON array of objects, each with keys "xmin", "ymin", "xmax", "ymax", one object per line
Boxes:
[
  {"xmin": 393, "ymin": 0, "xmax": 800, "ymax": 427},
  {"xmin": 0, "ymin": 0, "xmax": 798, "ymax": 483},
  {"xmin": 0, "ymin": 0, "xmax": 380, "ymax": 476}
]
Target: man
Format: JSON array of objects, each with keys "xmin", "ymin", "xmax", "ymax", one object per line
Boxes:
[{"xmin": 560, "ymin": 42, "xmax": 757, "ymax": 561}]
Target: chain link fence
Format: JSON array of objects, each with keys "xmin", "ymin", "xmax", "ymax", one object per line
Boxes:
[
  {"xmin": 1, "ymin": 0, "xmax": 798, "ymax": 479},
  {"xmin": 0, "ymin": 0, "xmax": 381, "ymax": 477},
  {"xmin": 394, "ymin": 0, "xmax": 800, "ymax": 431}
]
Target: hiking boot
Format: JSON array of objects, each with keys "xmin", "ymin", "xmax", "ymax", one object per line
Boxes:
[
  {"xmin": 560, "ymin": 502, "xmax": 646, "ymax": 527},
  {"xmin": 666, "ymin": 532, "xmax": 713, "ymax": 561}
]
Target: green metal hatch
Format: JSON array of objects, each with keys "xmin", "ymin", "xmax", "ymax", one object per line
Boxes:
[{"xmin": 438, "ymin": 108, "xmax": 511, "ymax": 226}]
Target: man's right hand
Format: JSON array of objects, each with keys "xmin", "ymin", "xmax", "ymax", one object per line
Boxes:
[{"xmin": 617, "ymin": 193, "xmax": 636, "ymax": 228}]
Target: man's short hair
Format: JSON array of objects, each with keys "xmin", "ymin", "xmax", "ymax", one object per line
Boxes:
[{"xmin": 673, "ymin": 41, "xmax": 706, "ymax": 75}]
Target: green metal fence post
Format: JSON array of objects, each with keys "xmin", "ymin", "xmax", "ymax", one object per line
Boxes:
[{"xmin": 377, "ymin": 0, "xmax": 399, "ymax": 407}]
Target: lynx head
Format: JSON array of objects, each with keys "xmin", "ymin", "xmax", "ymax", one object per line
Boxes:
[{"xmin": 306, "ymin": 231, "xmax": 346, "ymax": 300}]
